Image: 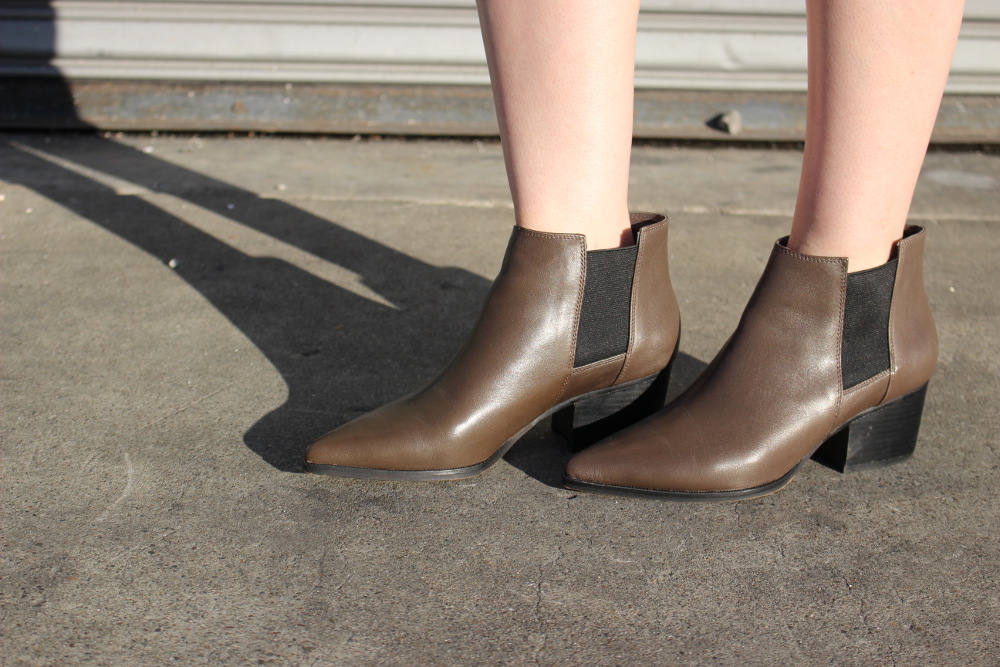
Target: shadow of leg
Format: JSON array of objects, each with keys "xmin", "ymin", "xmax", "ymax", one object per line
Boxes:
[{"xmin": 0, "ymin": 140, "xmax": 491, "ymax": 472}]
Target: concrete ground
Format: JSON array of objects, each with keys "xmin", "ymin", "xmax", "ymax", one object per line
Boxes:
[{"xmin": 1, "ymin": 133, "xmax": 998, "ymax": 666}]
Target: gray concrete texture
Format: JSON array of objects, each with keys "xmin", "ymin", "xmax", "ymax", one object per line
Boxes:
[{"xmin": 1, "ymin": 133, "xmax": 998, "ymax": 665}]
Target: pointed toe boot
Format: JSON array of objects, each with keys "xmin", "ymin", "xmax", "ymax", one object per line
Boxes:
[
  {"xmin": 306, "ymin": 213, "xmax": 680, "ymax": 480},
  {"xmin": 564, "ymin": 225, "xmax": 937, "ymax": 501}
]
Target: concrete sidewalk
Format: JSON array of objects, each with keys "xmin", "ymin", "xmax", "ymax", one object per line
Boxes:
[{"xmin": 2, "ymin": 133, "xmax": 998, "ymax": 665}]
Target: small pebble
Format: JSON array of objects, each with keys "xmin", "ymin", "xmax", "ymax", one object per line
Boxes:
[
  {"xmin": 142, "ymin": 146, "xmax": 154, "ymax": 154},
  {"xmin": 168, "ymin": 259, "xmax": 178, "ymax": 269},
  {"xmin": 226, "ymin": 203, "xmax": 235, "ymax": 210},
  {"xmin": 716, "ymin": 110, "xmax": 743, "ymax": 135},
  {"xmin": 276, "ymin": 184, "xmax": 287, "ymax": 191}
]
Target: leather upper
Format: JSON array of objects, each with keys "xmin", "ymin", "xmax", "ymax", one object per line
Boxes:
[
  {"xmin": 566, "ymin": 226, "xmax": 937, "ymax": 493},
  {"xmin": 306, "ymin": 214, "xmax": 679, "ymax": 472}
]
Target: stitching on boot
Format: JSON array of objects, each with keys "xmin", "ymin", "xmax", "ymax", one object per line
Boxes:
[
  {"xmin": 615, "ymin": 230, "xmax": 646, "ymax": 386},
  {"xmin": 832, "ymin": 267, "xmax": 847, "ymax": 428},
  {"xmin": 884, "ymin": 229, "xmax": 921, "ymax": 401},
  {"xmin": 556, "ymin": 238, "xmax": 589, "ymax": 402},
  {"xmin": 843, "ymin": 368, "xmax": 890, "ymax": 396}
]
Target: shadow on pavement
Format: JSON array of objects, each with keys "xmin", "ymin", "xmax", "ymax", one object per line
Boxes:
[
  {"xmin": 2, "ymin": 136, "xmax": 708, "ymax": 487},
  {"xmin": 1, "ymin": 5, "xmax": 706, "ymax": 485},
  {"xmin": 0, "ymin": 138, "xmax": 483, "ymax": 470}
]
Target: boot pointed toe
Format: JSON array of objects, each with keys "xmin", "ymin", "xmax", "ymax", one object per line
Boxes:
[
  {"xmin": 304, "ymin": 413, "xmax": 396, "ymax": 473},
  {"xmin": 304, "ymin": 400, "xmax": 460, "ymax": 477},
  {"xmin": 563, "ymin": 415, "xmax": 704, "ymax": 496}
]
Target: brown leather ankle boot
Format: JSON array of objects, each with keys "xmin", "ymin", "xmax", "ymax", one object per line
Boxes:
[
  {"xmin": 305, "ymin": 213, "xmax": 680, "ymax": 480},
  {"xmin": 564, "ymin": 226, "xmax": 937, "ymax": 501}
]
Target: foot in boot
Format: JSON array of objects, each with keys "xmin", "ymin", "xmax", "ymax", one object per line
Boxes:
[
  {"xmin": 306, "ymin": 213, "xmax": 680, "ymax": 480},
  {"xmin": 564, "ymin": 226, "xmax": 937, "ymax": 501}
]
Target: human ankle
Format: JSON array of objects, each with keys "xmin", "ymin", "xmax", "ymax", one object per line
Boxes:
[{"xmin": 583, "ymin": 213, "xmax": 635, "ymax": 250}]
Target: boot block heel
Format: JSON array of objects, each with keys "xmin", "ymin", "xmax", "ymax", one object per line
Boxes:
[
  {"xmin": 812, "ymin": 383, "xmax": 929, "ymax": 473},
  {"xmin": 552, "ymin": 362, "xmax": 672, "ymax": 452}
]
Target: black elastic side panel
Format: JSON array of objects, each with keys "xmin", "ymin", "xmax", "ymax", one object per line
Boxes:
[
  {"xmin": 842, "ymin": 259, "xmax": 897, "ymax": 389},
  {"xmin": 574, "ymin": 244, "xmax": 639, "ymax": 367}
]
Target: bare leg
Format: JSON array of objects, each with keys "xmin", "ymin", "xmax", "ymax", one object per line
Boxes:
[
  {"xmin": 789, "ymin": 0, "xmax": 965, "ymax": 271},
  {"xmin": 477, "ymin": 0, "xmax": 641, "ymax": 249}
]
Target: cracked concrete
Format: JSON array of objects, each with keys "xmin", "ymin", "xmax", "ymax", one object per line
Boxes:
[{"xmin": 1, "ymin": 133, "xmax": 998, "ymax": 665}]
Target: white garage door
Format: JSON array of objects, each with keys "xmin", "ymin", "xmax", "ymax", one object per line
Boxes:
[{"xmin": 2, "ymin": 0, "xmax": 998, "ymax": 93}]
